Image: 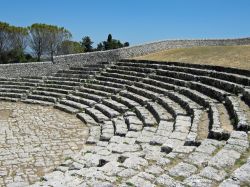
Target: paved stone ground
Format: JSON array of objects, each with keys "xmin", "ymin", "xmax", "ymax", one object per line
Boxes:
[{"xmin": 0, "ymin": 101, "xmax": 88, "ymax": 187}]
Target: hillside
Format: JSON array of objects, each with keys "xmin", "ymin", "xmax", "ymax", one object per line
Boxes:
[{"xmin": 134, "ymin": 45, "xmax": 250, "ymax": 70}]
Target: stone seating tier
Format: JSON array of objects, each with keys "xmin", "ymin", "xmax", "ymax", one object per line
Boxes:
[{"xmin": 0, "ymin": 60, "xmax": 249, "ymax": 187}]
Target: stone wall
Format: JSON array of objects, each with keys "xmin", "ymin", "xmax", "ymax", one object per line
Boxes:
[
  {"xmin": 0, "ymin": 62, "xmax": 51, "ymax": 78},
  {"xmin": 53, "ymin": 37, "xmax": 250, "ymax": 64},
  {"xmin": 0, "ymin": 37, "xmax": 250, "ymax": 78}
]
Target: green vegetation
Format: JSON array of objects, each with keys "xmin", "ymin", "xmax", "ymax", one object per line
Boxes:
[
  {"xmin": 97, "ymin": 34, "xmax": 130, "ymax": 51},
  {"xmin": 0, "ymin": 22, "xmax": 72, "ymax": 63},
  {"xmin": 135, "ymin": 45, "xmax": 250, "ymax": 70},
  {"xmin": 39, "ymin": 177, "xmax": 47, "ymax": 182},
  {"xmin": 28, "ymin": 23, "xmax": 71, "ymax": 62},
  {"xmin": 125, "ymin": 182, "xmax": 135, "ymax": 186},
  {"xmin": 116, "ymin": 176, "xmax": 123, "ymax": 184},
  {"xmin": 64, "ymin": 156, "xmax": 72, "ymax": 161},
  {"xmin": 0, "ymin": 22, "xmax": 31, "ymax": 63},
  {"xmin": 80, "ymin": 36, "xmax": 94, "ymax": 52},
  {"xmin": 172, "ymin": 175, "xmax": 186, "ymax": 182},
  {"xmin": 57, "ymin": 40, "xmax": 84, "ymax": 55},
  {"xmin": 0, "ymin": 22, "xmax": 129, "ymax": 64}
]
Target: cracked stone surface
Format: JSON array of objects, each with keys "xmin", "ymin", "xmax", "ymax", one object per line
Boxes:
[
  {"xmin": 169, "ymin": 162, "xmax": 198, "ymax": 178},
  {"xmin": 0, "ymin": 60, "xmax": 250, "ymax": 187},
  {"xmin": 0, "ymin": 101, "xmax": 88, "ymax": 187}
]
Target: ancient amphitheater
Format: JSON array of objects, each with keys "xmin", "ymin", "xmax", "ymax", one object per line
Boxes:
[{"xmin": 0, "ymin": 38, "xmax": 250, "ymax": 187}]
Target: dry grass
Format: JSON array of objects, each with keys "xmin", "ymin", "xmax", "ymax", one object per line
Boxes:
[{"xmin": 134, "ymin": 45, "xmax": 250, "ymax": 70}]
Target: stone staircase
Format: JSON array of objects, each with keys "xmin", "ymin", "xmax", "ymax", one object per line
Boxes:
[{"xmin": 0, "ymin": 59, "xmax": 249, "ymax": 187}]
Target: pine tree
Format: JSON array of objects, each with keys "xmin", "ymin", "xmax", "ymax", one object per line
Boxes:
[{"xmin": 81, "ymin": 36, "xmax": 94, "ymax": 52}]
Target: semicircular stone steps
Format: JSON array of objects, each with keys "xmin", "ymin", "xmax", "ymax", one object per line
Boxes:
[{"xmin": 0, "ymin": 59, "xmax": 249, "ymax": 187}]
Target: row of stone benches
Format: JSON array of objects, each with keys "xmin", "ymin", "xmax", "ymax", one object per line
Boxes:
[
  {"xmin": 8, "ymin": 59, "xmax": 247, "ymax": 187},
  {"xmin": 0, "ymin": 61, "xmax": 248, "ymax": 143}
]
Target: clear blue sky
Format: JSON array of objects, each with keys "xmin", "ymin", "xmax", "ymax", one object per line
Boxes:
[{"xmin": 0, "ymin": 0, "xmax": 249, "ymax": 46}]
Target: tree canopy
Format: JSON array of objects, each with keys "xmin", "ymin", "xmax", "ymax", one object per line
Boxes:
[
  {"xmin": 28, "ymin": 23, "xmax": 71, "ymax": 62},
  {"xmin": 0, "ymin": 21, "xmax": 130, "ymax": 64},
  {"xmin": 57, "ymin": 40, "xmax": 84, "ymax": 55},
  {"xmin": 81, "ymin": 36, "xmax": 94, "ymax": 52},
  {"xmin": 97, "ymin": 34, "xmax": 129, "ymax": 51},
  {"xmin": 0, "ymin": 22, "xmax": 29, "ymax": 63}
]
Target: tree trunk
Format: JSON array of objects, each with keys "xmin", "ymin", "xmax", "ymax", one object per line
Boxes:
[
  {"xmin": 37, "ymin": 52, "xmax": 41, "ymax": 62},
  {"xmin": 51, "ymin": 51, "xmax": 54, "ymax": 62}
]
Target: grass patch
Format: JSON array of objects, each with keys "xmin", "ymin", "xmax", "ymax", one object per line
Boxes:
[
  {"xmin": 211, "ymin": 146, "xmax": 223, "ymax": 157},
  {"xmin": 234, "ymin": 156, "xmax": 247, "ymax": 169},
  {"xmin": 225, "ymin": 135, "xmax": 250, "ymax": 173},
  {"xmin": 39, "ymin": 177, "xmax": 47, "ymax": 182},
  {"xmin": 148, "ymin": 159, "xmax": 157, "ymax": 164},
  {"xmin": 172, "ymin": 175, "xmax": 186, "ymax": 182},
  {"xmin": 163, "ymin": 157, "xmax": 182, "ymax": 171},
  {"xmin": 116, "ymin": 176, "xmax": 123, "ymax": 184},
  {"xmin": 64, "ymin": 156, "xmax": 72, "ymax": 161},
  {"xmin": 233, "ymin": 135, "xmax": 250, "ymax": 170},
  {"xmin": 225, "ymin": 147, "xmax": 250, "ymax": 174},
  {"xmin": 134, "ymin": 45, "xmax": 250, "ymax": 70},
  {"xmin": 126, "ymin": 182, "xmax": 135, "ymax": 186},
  {"xmin": 82, "ymin": 150, "xmax": 92, "ymax": 156}
]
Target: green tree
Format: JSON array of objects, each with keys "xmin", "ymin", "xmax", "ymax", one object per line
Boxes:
[
  {"xmin": 0, "ymin": 22, "xmax": 9, "ymax": 51},
  {"xmin": 10, "ymin": 26, "xmax": 28, "ymax": 62},
  {"xmin": 100, "ymin": 34, "xmax": 128, "ymax": 51},
  {"xmin": 107, "ymin": 34, "xmax": 112, "ymax": 43},
  {"xmin": 97, "ymin": 42, "xmax": 104, "ymax": 51},
  {"xmin": 80, "ymin": 36, "xmax": 94, "ymax": 52},
  {"xmin": 0, "ymin": 22, "xmax": 11, "ymax": 63},
  {"xmin": 104, "ymin": 34, "xmax": 113, "ymax": 50},
  {"xmin": 11, "ymin": 26, "xmax": 28, "ymax": 51},
  {"xmin": 58, "ymin": 40, "xmax": 84, "ymax": 55},
  {"xmin": 28, "ymin": 23, "xmax": 71, "ymax": 62},
  {"xmin": 0, "ymin": 22, "xmax": 28, "ymax": 63},
  {"xmin": 28, "ymin": 24, "xmax": 48, "ymax": 62},
  {"xmin": 45, "ymin": 25, "xmax": 71, "ymax": 61},
  {"xmin": 124, "ymin": 42, "xmax": 130, "ymax": 47}
]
